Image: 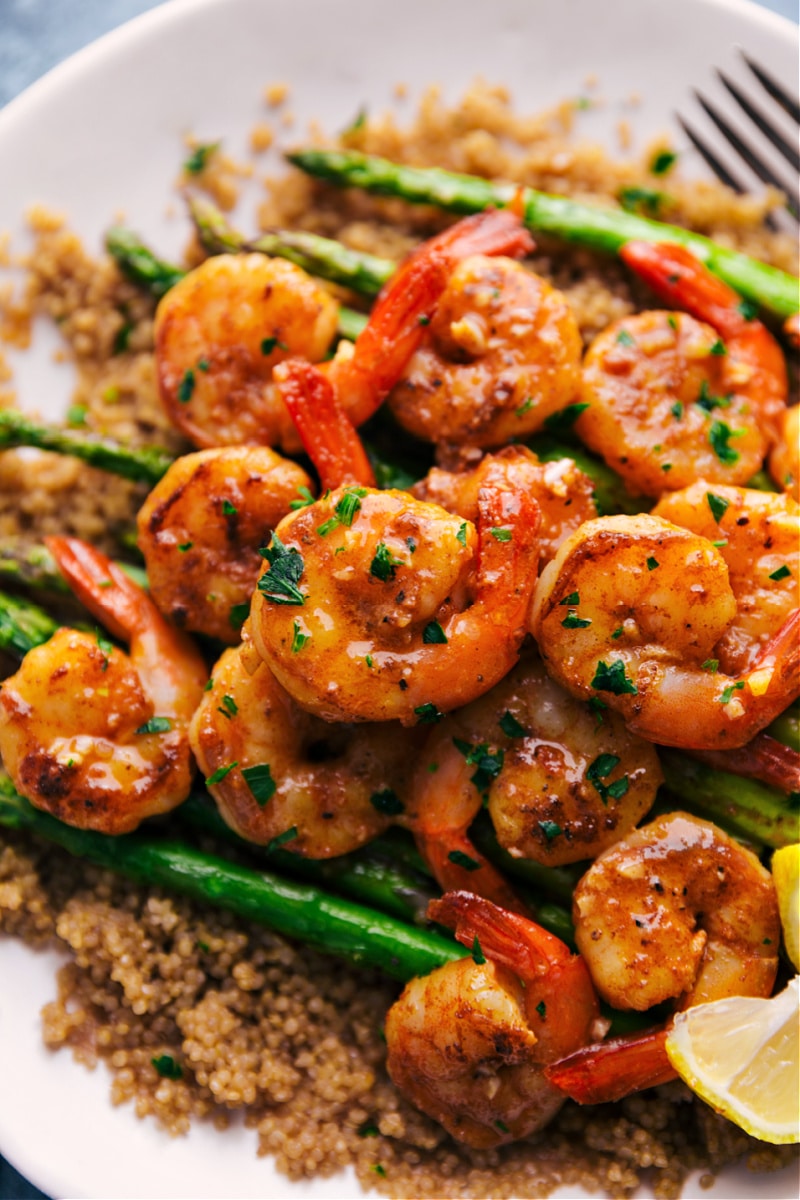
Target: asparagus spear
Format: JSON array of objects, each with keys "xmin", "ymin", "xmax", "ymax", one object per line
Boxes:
[
  {"xmin": 286, "ymin": 150, "xmax": 800, "ymax": 321},
  {"xmin": 0, "ymin": 778, "xmax": 463, "ymax": 982},
  {"xmin": 189, "ymin": 195, "xmax": 394, "ymax": 297},
  {"xmin": 0, "ymin": 540, "xmax": 147, "ymax": 595},
  {"xmin": 0, "ymin": 410, "xmax": 172, "ymax": 486},
  {"xmin": 658, "ymin": 750, "xmax": 799, "ymax": 848},
  {"xmin": 106, "ymin": 222, "xmax": 369, "ymax": 342},
  {"xmin": 0, "ymin": 589, "xmax": 60, "ymax": 658}
]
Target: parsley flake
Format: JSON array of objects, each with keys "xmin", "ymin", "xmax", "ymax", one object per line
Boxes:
[
  {"xmin": 515, "ymin": 396, "xmax": 534, "ymax": 417},
  {"xmin": 591, "ymin": 659, "xmax": 638, "ymax": 695},
  {"xmin": 135, "ymin": 716, "xmax": 172, "ymax": 735},
  {"xmin": 706, "ymin": 492, "xmax": 730, "ymax": 523},
  {"xmin": 471, "ymin": 936, "xmax": 486, "ymax": 964},
  {"xmin": 370, "ymin": 788, "xmax": 404, "ymax": 816},
  {"xmin": 260, "ymin": 336, "xmax": 288, "ymax": 356},
  {"xmin": 422, "ymin": 620, "xmax": 448, "ymax": 644},
  {"xmin": 769, "ymin": 564, "xmax": 791, "ymax": 581},
  {"xmin": 183, "ymin": 141, "xmax": 219, "ymax": 174},
  {"xmin": 291, "ymin": 619, "xmax": 310, "ymax": 652},
  {"xmin": 702, "ymin": 659, "xmax": 719, "ymax": 673},
  {"xmin": 696, "ymin": 380, "xmax": 731, "ymax": 413},
  {"xmin": 229, "ymin": 601, "xmax": 250, "ymax": 629},
  {"xmin": 217, "ymin": 694, "xmax": 238, "ymax": 719},
  {"xmin": 206, "ymin": 762, "xmax": 238, "ymax": 785},
  {"xmin": 615, "ymin": 329, "xmax": 636, "ymax": 347},
  {"xmin": 258, "ymin": 534, "xmax": 306, "ymax": 605},
  {"xmin": 242, "ymin": 762, "xmax": 277, "ymax": 806},
  {"xmin": 670, "ymin": 401, "xmax": 684, "ymax": 419},
  {"xmin": 535, "ymin": 1000, "xmax": 547, "ymax": 1019},
  {"xmin": 708, "ymin": 420, "xmax": 741, "ymax": 466},
  {"xmin": 289, "ymin": 486, "xmax": 316, "ymax": 511},
  {"xmin": 448, "ymin": 849, "xmax": 481, "ymax": 871},
  {"xmin": 709, "ymin": 338, "xmax": 727, "ymax": 356},
  {"xmin": 414, "ymin": 702, "xmax": 444, "ymax": 724},
  {"xmin": 650, "ymin": 149, "xmax": 678, "ymax": 176},
  {"xmin": 538, "ymin": 820, "xmax": 563, "ymax": 842},
  {"xmin": 561, "ymin": 611, "xmax": 592, "ymax": 629},
  {"xmin": 453, "ymin": 738, "xmax": 505, "ymax": 792},
  {"xmin": 560, "ymin": 591, "xmax": 580, "ymax": 606},
  {"xmin": 542, "ymin": 402, "xmax": 590, "ymax": 434},
  {"xmin": 221, "ymin": 499, "xmax": 238, "ymax": 516},
  {"xmin": 618, "ymin": 186, "xmax": 668, "ymax": 216},
  {"xmin": 490, "ymin": 527, "xmax": 512, "ymax": 542},
  {"xmin": 456, "ymin": 522, "xmax": 468, "ymax": 546},
  {"xmin": 370, "ymin": 542, "xmax": 405, "ymax": 582},
  {"xmin": 719, "ymin": 681, "xmax": 745, "ymax": 704},
  {"xmin": 499, "ymin": 710, "xmax": 527, "ymax": 738},
  {"xmin": 646, "ymin": 556, "xmax": 659, "ymax": 571},
  {"xmin": 178, "ymin": 541, "xmax": 194, "ymax": 553},
  {"xmin": 266, "ymin": 827, "xmax": 298, "ymax": 853},
  {"xmin": 151, "ymin": 1054, "xmax": 183, "ymax": 1080},
  {"xmin": 737, "ymin": 298, "xmax": 759, "ymax": 321},
  {"xmin": 178, "ymin": 369, "xmax": 195, "ymax": 403}
]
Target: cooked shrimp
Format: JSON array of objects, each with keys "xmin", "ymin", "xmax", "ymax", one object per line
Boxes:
[
  {"xmin": 405, "ymin": 650, "xmax": 661, "ymax": 910},
  {"xmin": 545, "ymin": 812, "xmax": 780, "ymax": 1104},
  {"xmin": 769, "ymin": 404, "xmax": 799, "ymax": 501},
  {"xmin": 154, "ymin": 253, "xmax": 339, "ymax": 452},
  {"xmin": 412, "ymin": 445, "xmax": 597, "ymax": 566},
  {"xmin": 249, "ymin": 462, "xmax": 541, "ymax": 725},
  {"xmin": 531, "ymin": 513, "xmax": 800, "ymax": 750},
  {"xmin": 576, "ymin": 241, "xmax": 788, "ymax": 497},
  {"xmin": 652, "ymin": 483, "xmax": 799, "ymax": 675},
  {"xmin": 385, "ymin": 891, "xmax": 602, "ymax": 1147},
  {"xmin": 189, "ymin": 640, "xmax": 419, "ymax": 855},
  {"xmin": 387, "ymin": 254, "xmax": 583, "ymax": 448},
  {"xmin": 137, "ymin": 446, "xmax": 314, "ymax": 643},
  {"xmin": 0, "ymin": 537, "xmax": 207, "ymax": 833}
]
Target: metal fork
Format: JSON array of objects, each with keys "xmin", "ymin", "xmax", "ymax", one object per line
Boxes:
[{"xmin": 676, "ymin": 49, "xmax": 799, "ymax": 226}]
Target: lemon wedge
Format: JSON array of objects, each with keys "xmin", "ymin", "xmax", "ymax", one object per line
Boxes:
[
  {"xmin": 772, "ymin": 844, "xmax": 800, "ymax": 972},
  {"xmin": 665, "ymin": 977, "xmax": 799, "ymax": 1145}
]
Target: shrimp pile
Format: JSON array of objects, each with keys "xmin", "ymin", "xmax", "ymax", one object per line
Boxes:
[{"xmin": 2, "ymin": 195, "xmax": 798, "ymax": 1167}]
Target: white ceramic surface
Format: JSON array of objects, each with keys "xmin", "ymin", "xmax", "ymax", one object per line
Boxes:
[{"xmin": 0, "ymin": 0, "xmax": 797, "ymax": 1196}]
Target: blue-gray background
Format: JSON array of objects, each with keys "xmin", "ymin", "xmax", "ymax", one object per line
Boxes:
[{"xmin": 0, "ymin": 0, "xmax": 796, "ymax": 1196}]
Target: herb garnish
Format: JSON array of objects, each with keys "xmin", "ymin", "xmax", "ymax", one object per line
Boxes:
[{"xmin": 257, "ymin": 535, "xmax": 307, "ymax": 605}]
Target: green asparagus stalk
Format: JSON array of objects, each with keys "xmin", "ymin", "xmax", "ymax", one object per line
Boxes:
[
  {"xmin": 528, "ymin": 434, "xmax": 650, "ymax": 517},
  {"xmin": 189, "ymin": 195, "xmax": 394, "ymax": 297},
  {"xmin": 0, "ymin": 540, "xmax": 147, "ymax": 596},
  {"xmin": 106, "ymin": 222, "xmax": 369, "ymax": 342},
  {"xmin": 659, "ymin": 750, "xmax": 800, "ymax": 848},
  {"xmin": 178, "ymin": 793, "xmax": 437, "ymax": 925},
  {"xmin": 0, "ymin": 589, "xmax": 60, "ymax": 657},
  {"xmin": 767, "ymin": 702, "xmax": 800, "ymax": 753},
  {"xmin": 0, "ymin": 411, "xmax": 173, "ymax": 486},
  {"xmin": 286, "ymin": 150, "xmax": 800, "ymax": 321},
  {"xmin": 0, "ymin": 778, "xmax": 463, "ymax": 982}
]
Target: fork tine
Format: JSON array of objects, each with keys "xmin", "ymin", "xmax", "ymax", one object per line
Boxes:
[
  {"xmin": 674, "ymin": 114, "xmax": 780, "ymax": 232},
  {"xmin": 741, "ymin": 50, "xmax": 800, "ymax": 125},
  {"xmin": 716, "ymin": 69, "xmax": 800, "ymax": 174},
  {"xmin": 692, "ymin": 90, "xmax": 799, "ymax": 218}
]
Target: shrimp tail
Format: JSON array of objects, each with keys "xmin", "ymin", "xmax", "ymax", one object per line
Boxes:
[
  {"xmin": 275, "ymin": 359, "xmax": 376, "ymax": 490},
  {"xmin": 687, "ymin": 732, "xmax": 800, "ymax": 795},
  {"xmin": 340, "ymin": 209, "xmax": 534, "ymax": 427},
  {"xmin": 45, "ymin": 536, "xmax": 155, "ymax": 643},
  {"xmin": 620, "ymin": 241, "xmax": 745, "ymax": 336},
  {"xmin": 748, "ymin": 607, "xmax": 800, "ymax": 726},
  {"xmin": 474, "ymin": 479, "xmax": 541, "ymax": 622},
  {"xmin": 429, "ymin": 890, "xmax": 571, "ymax": 974},
  {"xmin": 544, "ymin": 1026, "xmax": 675, "ymax": 1104},
  {"xmin": 418, "ymin": 836, "xmax": 533, "ymax": 917}
]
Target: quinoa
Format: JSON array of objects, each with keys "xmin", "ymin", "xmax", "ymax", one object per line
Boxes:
[{"xmin": 0, "ymin": 79, "xmax": 797, "ymax": 1198}]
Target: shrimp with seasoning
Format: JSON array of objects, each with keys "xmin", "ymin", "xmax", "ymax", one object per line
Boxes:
[
  {"xmin": 189, "ymin": 638, "xmax": 420, "ymax": 855},
  {"xmin": 769, "ymin": 404, "xmax": 799, "ymax": 501},
  {"xmin": 386, "ymin": 253, "xmax": 583, "ymax": 449},
  {"xmin": 576, "ymin": 241, "xmax": 788, "ymax": 497},
  {"xmin": 137, "ymin": 445, "xmax": 314, "ymax": 643},
  {"xmin": 403, "ymin": 649, "xmax": 662, "ymax": 910},
  {"xmin": 545, "ymin": 811, "xmax": 780, "ymax": 1103},
  {"xmin": 0, "ymin": 537, "xmax": 207, "ymax": 833},
  {"xmin": 411, "ymin": 444, "xmax": 597, "ymax": 566},
  {"xmin": 385, "ymin": 890, "xmax": 602, "ymax": 1148},
  {"xmin": 155, "ymin": 210, "xmax": 533, "ymax": 454},
  {"xmin": 530, "ymin": 512, "xmax": 800, "ymax": 750},
  {"xmin": 155, "ymin": 253, "xmax": 339, "ymax": 452},
  {"xmin": 249, "ymin": 459, "xmax": 541, "ymax": 726},
  {"xmin": 652, "ymin": 482, "xmax": 799, "ymax": 675}
]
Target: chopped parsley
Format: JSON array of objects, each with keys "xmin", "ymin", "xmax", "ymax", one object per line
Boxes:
[
  {"xmin": 456, "ymin": 522, "xmax": 468, "ymax": 546},
  {"xmin": 135, "ymin": 716, "xmax": 172, "ymax": 735},
  {"xmin": 489, "ymin": 527, "xmax": 512, "ymax": 542},
  {"xmin": 495, "ymin": 1119, "xmax": 510, "ymax": 1133},
  {"xmin": 769, "ymin": 564, "xmax": 791, "ymax": 581},
  {"xmin": 702, "ymin": 659, "xmax": 719, "ymax": 673},
  {"xmin": 370, "ymin": 542, "xmax": 405, "ymax": 582},
  {"xmin": 357, "ymin": 1122, "xmax": 379, "ymax": 1138},
  {"xmin": 414, "ymin": 702, "xmax": 444, "ymax": 724},
  {"xmin": 591, "ymin": 659, "xmax": 638, "ymax": 695},
  {"xmin": 538, "ymin": 820, "xmax": 563, "ymax": 842},
  {"xmin": 499, "ymin": 710, "xmax": 527, "ymax": 738},
  {"xmin": 560, "ymin": 591, "xmax": 580, "ymax": 606},
  {"xmin": 453, "ymin": 738, "xmax": 505, "ymax": 793},
  {"xmin": 618, "ymin": 186, "xmax": 668, "ymax": 216},
  {"xmin": 422, "ymin": 620, "xmax": 448, "ymax": 644},
  {"xmin": 241, "ymin": 762, "xmax": 277, "ymax": 806},
  {"xmin": 221, "ymin": 499, "xmax": 238, "ymax": 516},
  {"xmin": 611, "ymin": 626, "xmax": 624, "ymax": 639},
  {"xmin": 708, "ymin": 420, "xmax": 741, "ymax": 466},
  {"xmin": 586, "ymin": 753, "xmax": 629, "ymax": 804},
  {"xmin": 151, "ymin": 1054, "xmax": 182, "ymax": 1080},
  {"xmin": 646, "ymin": 556, "xmax": 659, "ymax": 571},
  {"xmin": 696, "ymin": 380, "xmax": 731, "ymax": 413},
  {"xmin": 542, "ymin": 402, "xmax": 590, "ymax": 434},
  {"xmin": 178, "ymin": 541, "xmax": 194, "ymax": 553},
  {"xmin": 515, "ymin": 396, "xmax": 534, "ymax": 417},
  {"xmin": 217, "ymin": 694, "xmax": 238, "ymax": 719},
  {"xmin": 257, "ymin": 534, "xmax": 306, "ymax": 605},
  {"xmin": 289, "ymin": 486, "xmax": 316, "ymax": 511},
  {"xmin": 737, "ymin": 297, "xmax": 759, "ymax": 321},
  {"xmin": 615, "ymin": 328, "xmax": 636, "ymax": 347},
  {"xmin": 417, "ymin": 313, "xmax": 430, "ymax": 326},
  {"xmin": 266, "ymin": 827, "xmax": 298, "ymax": 853},
  {"xmin": 178, "ymin": 368, "xmax": 195, "ymax": 403},
  {"xmin": 709, "ymin": 338, "xmax": 727, "ymax": 356},
  {"xmin": 561, "ymin": 611, "xmax": 592, "ymax": 629},
  {"xmin": 719, "ymin": 681, "xmax": 745, "ymax": 704},
  {"xmin": 447, "ymin": 849, "xmax": 481, "ymax": 871},
  {"xmin": 650, "ymin": 149, "xmax": 678, "ymax": 176},
  {"xmin": 370, "ymin": 789, "xmax": 405, "ymax": 816},
  {"xmin": 206, "ymin": 761, "xmax": 238, "ymax": 785},
  {"xmin": 260, "ymin": 336, "xmax": 288, "ymax": 355},
  {"xmin": 535, "ymin": 1000, "xmax": 547, "ymax": 1019},
  {"xmin": 471, "ymin": 936, "xmax": 486, "ymax": 964},
  {"xmin": 291, "ymin": 619, "xmax": 310, "ymax": 652},
  {"xmin": 670, "ymin": 401, "xmax": 684, "ymax": 419},
  {"xmin": 183, "ymin": 141, "xmax": 220, "ymax": 174},
  {"xmin": 229, "ymin": 601, "xmax": 250, "ymax": 629},
  {"xmin": 706, "ymin": 492, "xmax": 730, "ymax": 523},
  {"xmin": 318, "ymin": 487, "xmax": 368, "ymax": 536}
]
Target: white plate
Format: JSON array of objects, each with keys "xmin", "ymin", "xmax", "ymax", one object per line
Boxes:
[{"xmin": 0, "ymin": 0, "xmax": 797, "ymax": 1196}]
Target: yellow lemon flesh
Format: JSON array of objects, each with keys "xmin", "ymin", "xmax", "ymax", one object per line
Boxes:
[
  {"xmin": 665, "ymin": 976, "xmax": 799, "ymax": 1145},
  {"xmin": 772, "ymin": 843, "xmax": 800, "ymax": 972}
]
